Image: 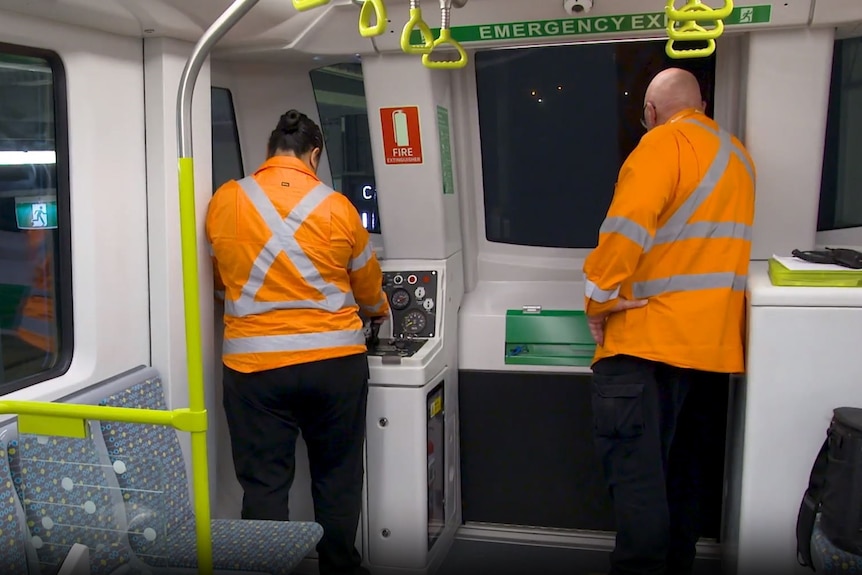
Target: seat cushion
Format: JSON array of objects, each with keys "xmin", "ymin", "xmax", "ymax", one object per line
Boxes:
[
  {"xmin": 139, "ymin": 518, "xmax": 322, "ymax": 575},
  {"xmin": 812, "ymin": 516, "xmax": 862, "ymax": 573}
]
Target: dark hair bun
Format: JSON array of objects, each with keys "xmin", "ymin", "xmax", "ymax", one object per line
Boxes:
[
  {"xmin": 266, "ymin": 108, "xmax": 324, "ymax": 159},
  {"xmin": 278, "ymin": 110, "xmax": 303, "ymax": 134}
]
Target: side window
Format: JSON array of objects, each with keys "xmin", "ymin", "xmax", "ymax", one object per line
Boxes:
[
  {"xmin": 211, "ymin": 87, "xmax": 244, "ymax": 193},
  {"xmin": 818, "ymin": 36, "xmax": 862, "ymax": 231},
  {"xmin": 309, "ymin": 63, "xmax": 381, "ymax": 234},
  {"xmin": 0, "ymin": 45, "xmax": 71, "ymax": 393},
  {"xmin": 476, "ymin": 41, "xmax": 716, "ymax": 248}
]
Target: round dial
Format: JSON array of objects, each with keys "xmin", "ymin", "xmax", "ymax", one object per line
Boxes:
[
  {"xmin": 389, "ymin": 288, "xmax": 410, "ymax": 310},
  {"xmin": 402, "ymin": 310, "xmax": 427, "ymax": 334}
]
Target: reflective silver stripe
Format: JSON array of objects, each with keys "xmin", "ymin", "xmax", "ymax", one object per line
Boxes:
[
  {"xmin": 225, "ymin": 177, "xmax": 356, "ymax": 317},
  {"xmin": 632, "ymin": 272, "xmax": 747, "ymax": 299},
  {"xmin": 674, "ymin": 221, "xmax": 752, "ymax": 242},
  {"xmin": 653, "ymin": 126, "xmax": 732, "ymax": 246},
  {"xmin": 18, "ymin": 315, "xmax": 53, "ymax": 338},
  {"xmin": 224, "ymin": 328, "xmax": 365, "ymax": 355},
  {"xmin": 349, "ymin": 243, "xmax": 374, "ymax": 272},
  {"xmin": 360, "ymin": 295, "xmax": 387, "ymax": 314},
  {"xmin": 682, "ymin": 117, "xmax": 755, "ymax": 185},
  {"xmin": 600, "ymin": 216, "xmax": 653, "ymax": 251},
  {"xmin": 585, "ymin": 277, "xmax": 620, "ymax": 304}
]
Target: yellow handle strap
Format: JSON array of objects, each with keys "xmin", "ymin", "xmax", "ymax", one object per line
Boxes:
[
  {"xmin": 666, "ymin": 0, "xmax": 734, "ymax": 22},
  {"xmin": 292, "ymin": 0, "xmax": 330, "ymax": 11},
  {"xmin": 422, "ymin": 29, "xmax": 468, "ymax": 69},
  {"xmin": 359, "ymin": 0, "xmax": 387, "ymax": 37},
  {"xmin": 666, "ymin": 38, "xmax": 717, "ymax": 58},
  {"xmin": 401, "ymin": 7, "xmax": 435, "ymax": 54},
  {"xmin": 667, "ymin": 18, "xmax": 724, "ymax": 41}
]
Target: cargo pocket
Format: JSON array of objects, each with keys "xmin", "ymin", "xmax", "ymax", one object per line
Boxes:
[{"xmin": 591, "ymin": 374, "xmax": 645, "ymax": 440}]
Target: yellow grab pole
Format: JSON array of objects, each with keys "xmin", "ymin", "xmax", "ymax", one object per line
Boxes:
[{"xmin": 175, "ymin": 1, "xmax": 261, "ymax": 573}]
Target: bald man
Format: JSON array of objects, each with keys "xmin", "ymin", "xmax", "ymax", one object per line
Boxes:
[{"xmin": 583, "ymin": 68, "xmax": 756, "ymax": 575}]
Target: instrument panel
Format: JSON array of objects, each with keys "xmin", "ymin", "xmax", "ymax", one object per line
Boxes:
[{"xmin": 382, "ymin": 270, "xmax": 438, "ymax": 339}]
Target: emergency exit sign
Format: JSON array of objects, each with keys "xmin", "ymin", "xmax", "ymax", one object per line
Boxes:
[
  {"xmin": 15, "ymin": 196, "xmax": 58, "ymax": 230},
  {"xmin": 411, "ymin": 5, "xmax": 771, "ymax": 44},
  {"xmin": 380, "ymin": 106, "xmax": 424, "ymax": 165}
]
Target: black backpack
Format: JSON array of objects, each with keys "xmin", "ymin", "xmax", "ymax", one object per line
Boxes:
[{"xmin": 797, "ymin": 407, "xmax": 862, "ymax": 568}]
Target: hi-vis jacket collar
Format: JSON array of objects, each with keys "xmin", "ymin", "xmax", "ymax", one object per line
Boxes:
[
  {"xmin": 667, "ymin": 108, "xmax": 705, "ymax": 125},
  {"xmin": 254, "ymin": 155, "xmax": 318, "ymax": 180}
]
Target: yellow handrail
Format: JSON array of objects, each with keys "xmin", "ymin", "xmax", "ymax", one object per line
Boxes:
[
  {"xmin": 359, "ymin": 0, "xmax": 387, "ymax": 37},
  {"xmin": 422, "ymin": 0, "xmax": 468, "ymax": 69},
  {"xmin": 401, "ymin": 1, "xmax": 435, "ymax": 54},
  {"xmin": 292, "ymin": 0, "xmax": 330, "ymax": 11}
]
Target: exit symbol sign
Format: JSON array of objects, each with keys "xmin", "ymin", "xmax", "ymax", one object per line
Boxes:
[{"xmin": 380, "ymin": 106, "xmax": 424, "ymax": 165}]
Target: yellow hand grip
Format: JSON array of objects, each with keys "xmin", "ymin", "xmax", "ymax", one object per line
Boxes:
[
  {"xmin": 359, "ymin": 0, "xmax": 387, "ymax": 38},
  {"xmin": 667, "ymin": 18, "xmax": 724, "ymax": 41},
  {"xmin": 292, "ymin": 0, "xmax": 330, "ymax": 11},
  {"xmin": 666, "ymin": 0, "xmax": 734, "ymax": 22},
  {"xmin": 401, "ymin": 8, "xmax": 435, "ymax": 54},
  {"xmin": 666, "ymin": 38, "xmax": 716, "ymax": 59},
  {"xmin": 421, "ymin": 29, "xmax": 468, "ymax": 69}
]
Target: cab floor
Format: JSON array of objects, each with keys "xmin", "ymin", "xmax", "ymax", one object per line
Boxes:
[{"xmin": 436, "ymin": 539, "xmax": 725, "ymax": 575}]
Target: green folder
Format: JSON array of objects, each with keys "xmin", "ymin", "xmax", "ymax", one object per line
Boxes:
[{"xmin": 768, "ymin": 257, "xmax": 862, "ymax": 287}]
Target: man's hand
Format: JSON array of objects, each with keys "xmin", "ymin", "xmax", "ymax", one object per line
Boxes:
[
  {"xmin": 587, "ymin": 297, "xmax": 648, "ymax": 346},
  {"xmin": 370, "ymin": 315, "xmax": 388, "ymax": 325}
]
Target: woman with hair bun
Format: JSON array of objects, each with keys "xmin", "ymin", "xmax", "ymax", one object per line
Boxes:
[{"xmin": 207, "ymin": 108, "xmax": 387, "ymax": 575}]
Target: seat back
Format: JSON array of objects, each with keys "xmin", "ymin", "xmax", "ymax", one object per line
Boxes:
[
  {"xmin": 6, "ymin": 421, "xmax": 139, "ymax": 575},
  {"xmin": 0, "ymin": 423, "xmax": 37, "ymax": 575},
  {"xmin": 57, "ymin": 366, "xmax": 192, "ymax": 568}
]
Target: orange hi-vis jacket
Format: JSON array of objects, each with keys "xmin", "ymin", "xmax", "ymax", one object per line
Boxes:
[
  {"xmin": 206, "ymin": 156, "xmax": 390, "ymax": 374},
  {"xmin": 583, "ymin": 109, "xmax": 756, "ymax": 374},
  {"xmin": 17, "ymin": 230, "xmax": 57, "ymax": 353}
]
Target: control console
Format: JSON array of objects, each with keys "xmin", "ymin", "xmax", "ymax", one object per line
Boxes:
[{"xmin": 367, "ymin": 269, "xmax": 439, "ymax": 359}]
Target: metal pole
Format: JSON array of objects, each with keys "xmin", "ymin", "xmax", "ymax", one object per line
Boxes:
[
  {"xmin": 177, "ymin": 0, "xmax": 261, "ymax": 157},
  {"xmin": 174, "ymin": 1, "xmax": 261, "ymax": 573}
]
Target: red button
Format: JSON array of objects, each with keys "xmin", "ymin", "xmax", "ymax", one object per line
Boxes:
[
  {"xmin": 423, "ymin": 275, "xmax": 430, "ymax": 283},
  {"xmin": 407, "ymin": 274, "xmax": 417, "ymax": 284}
]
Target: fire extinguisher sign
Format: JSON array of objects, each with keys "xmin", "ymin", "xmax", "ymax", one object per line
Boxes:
[{"xmin": 379, "ymin": 106, "xmax": 424, "ymax": 165}]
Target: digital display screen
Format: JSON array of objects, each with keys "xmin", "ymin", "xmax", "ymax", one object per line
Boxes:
[{"xmin": 343, "ymin": 177, "xmax": 381, "ymax": 234}]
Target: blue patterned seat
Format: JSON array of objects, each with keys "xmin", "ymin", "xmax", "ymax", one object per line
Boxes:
[
  {"xmin": 812, "ymin": 515, "xmax": 862, "ymax": 573},
  {"xmin": 0, "ymin": 437, "xmax": 36, "ymax": 575},
  {"xmin": 96, "ymin": 374, "xmax": 322, "ymax": 575},
  {"xmin": 7, "ymin": 423, "xmax": 151, "ymax": 575}
]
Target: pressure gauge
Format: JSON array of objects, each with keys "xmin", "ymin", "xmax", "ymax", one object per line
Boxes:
[
  {"xmin": 402, "ymin": 310, "xmax": 427, "ymax": 334},
  {"xmin": 390, "ymin": 288, "xmax": 410, "ymax": 310}
]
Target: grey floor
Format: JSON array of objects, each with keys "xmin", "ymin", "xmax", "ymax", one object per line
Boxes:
[{"xmin": 436, "ymin": 538, "xmax": 725, "ymax": 575}]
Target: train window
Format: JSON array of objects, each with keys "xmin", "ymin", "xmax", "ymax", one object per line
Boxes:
[
  {"xmin": 476, "ymin": 41, "xmax": 716, "ymax": 248},
  {"xmin": 817, "ymin": 36, "xmax": 862, "ymax": 231},
  {"xmin": 211, "ymin": 87, "xmax": 244, "ymax": 193},
  {"xmin": 0, "ymin": 44, "xmax": 71, "ymax": 393},
  {"xmin": 309, "ymin": 63, "xmax": 380, "ymax": 234}
]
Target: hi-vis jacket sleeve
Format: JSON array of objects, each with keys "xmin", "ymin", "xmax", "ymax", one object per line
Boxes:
[
  {"xmin": 211, "ymin": 255, "xmax": 225, "ymax": 302},
  {"xmin": 206, "ymin": 184, "xmax": 232, "ymax": 303},
  {"xmin": 347, "ymin": 208, "xmax": 390, "ymax": 317},
  {"xmin": 583, "ymin": 130, "xmax": 679, "ymax": 316}
]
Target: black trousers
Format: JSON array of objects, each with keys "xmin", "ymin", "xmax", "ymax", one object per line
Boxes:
[
  {"xmin": 591, "ymin": 354, "xmax": 727, "ymax": 575},
  {"xmin": 222, "ymin": 352, "xmax": 370, "ymax": 575}
]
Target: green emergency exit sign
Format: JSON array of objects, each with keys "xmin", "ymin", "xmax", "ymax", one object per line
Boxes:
[
  {"xmin": 411, "ymin": 5, "xmax": 771, "ymax": 44},
  {"xmin": 15, "ymin": 196, "xmax": 58, "ymax": 230}
]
